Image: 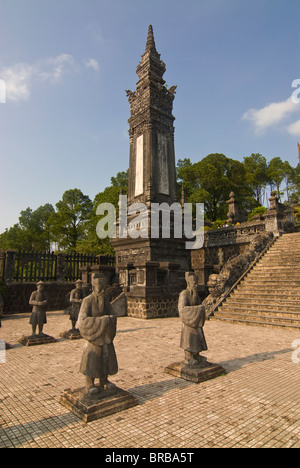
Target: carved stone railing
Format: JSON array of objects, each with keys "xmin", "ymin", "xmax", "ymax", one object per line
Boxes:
[
  {"xmin": 202, "ymin": 232, "xmax": 277, "ymax": 318},
  {"xmin": 204, "ymin": 219, "xmax": 266, "ymax": 248}
]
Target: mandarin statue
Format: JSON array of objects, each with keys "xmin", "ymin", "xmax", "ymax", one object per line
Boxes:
[
  {"xmin": 69, "ymin": 279, "xmax": 86, "ymax": 331},
  {"xmin": 178, "ymin": 272, "xmax": 208, "ymax": 367},
  {"xmin": 29, "ymin": 281, "xmax": 48, "ymax": 337},
  {"xmin": 77, "ymin": 274, "xmax": 118, "ymax": 396}
]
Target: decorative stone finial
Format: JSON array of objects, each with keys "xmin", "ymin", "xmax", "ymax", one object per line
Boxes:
[{"xmin": 146, "ymin": 24, "xmax": 156, "ymax": 52}]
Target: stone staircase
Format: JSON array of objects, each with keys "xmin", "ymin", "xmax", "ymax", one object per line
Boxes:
[{"xmin": 212, "ymin": 232, "xmax": 300, "ymax": 330}]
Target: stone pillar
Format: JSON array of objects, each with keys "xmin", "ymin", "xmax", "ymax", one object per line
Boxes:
[
  {"xmin": 263, "ymin": 192, "xmax": 285, "ymax": 237},
  {"xmin": 4, "ymin": 250, "xmax": 16, "ymax": 282},
  {"xmin": 56, "ymin": 252, "xmax": 66, "ymax": 282},
  {"xmin": 79, "ymin": 265, "xmax": 91, "ymax": 286},
  {"xmin": 226, "ymin": 192, "xmax": 239, "ymax": 225},
  {"xmin": 90, "ymin": 264, "xmax": 115, "ymax": 285}
]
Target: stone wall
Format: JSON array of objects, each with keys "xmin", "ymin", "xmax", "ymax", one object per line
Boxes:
[
  {"xmin": 126, "ymin": 293, "xmax": 179, "ymax": 319},
  {"xmin": 2, "ymin": 282, "xmax": 76, "ymax": 314},
  {"xmin": 191, "ymin": 220, "xmax": 266, "ymax": 296}
]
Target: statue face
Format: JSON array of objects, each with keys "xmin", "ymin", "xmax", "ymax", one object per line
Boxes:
[
  {"xmin": 92, "ymin": 277, "xmax": 106, "ymax": 294},
  {"xmin": 37, "ymin": 284, "xmax": 44, "ymax": 292},
  {"xmin": 187, "ymin": 275, "xmax": 197, "ymax": 290}
]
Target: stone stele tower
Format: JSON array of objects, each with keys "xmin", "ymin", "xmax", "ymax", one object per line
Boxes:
[{"xmin": 110, "ymin": 25, "xmax": 191, "ymax": 318}]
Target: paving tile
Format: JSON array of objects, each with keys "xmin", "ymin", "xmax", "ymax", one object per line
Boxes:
[{"xmin": 1, "ymin": 311, "xmax": 300, "ymax": 448}]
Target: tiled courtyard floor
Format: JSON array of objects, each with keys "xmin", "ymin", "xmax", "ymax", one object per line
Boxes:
[{"xmin": 0, "ymin": 310, "xmax": 300, "ymax": 448}]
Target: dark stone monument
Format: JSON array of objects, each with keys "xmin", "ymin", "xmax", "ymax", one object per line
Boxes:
[
  {"xmin": 19, "ymin": 281, "xmax": 56, "ymax": 346},
  {"xmin": 110, "ymin": 25, "xmax": 191, "ymax": 318},
  {"xmin": 60, "ymin": 279, "xmax": 85, "ymax": 340},
  {"xmin": 59, "ymin": 274, "xmax": 138, "ymax": 422},
  {"xmin": 165, "ymin": 272, "xmax": 225, "ymax": 383}
]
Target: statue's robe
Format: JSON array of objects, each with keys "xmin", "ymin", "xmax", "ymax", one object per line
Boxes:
[
  {"xmin": 69, "ymin": 287, "xmax": 85, "ymax": 323},
  {"xmin": 78, "ymin": 292, "xmax": 118, "ymax": 379},
  {"xmin": 178, "ymin": 288, "xmax": 207, "ymax": 354},
  {"xmin": 29, "ymin": 291, "xmax": 48, "ymax": 328}
]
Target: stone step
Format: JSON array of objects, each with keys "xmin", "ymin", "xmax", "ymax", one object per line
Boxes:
[
  {"xmin": 223, "ymin": 293, "xmax": 300, "ymax": 304},
  {"xmin": 258, "ymin": 256, "xmax": 300, "ymax": 261},
  {"xmin": 230, "ymin": 291, "xmax": 300, "ymax": 301},
  {"xmin": 249, "ymin": 270, "xmax": 300, "ymax": 276},
  {"xmin": 234, "ymin": 287, "xmax": 300, "ymax": 296},
  {"xmin": 212, "ymin": 315, "xmax": 300, "ymax": 330},
  {"xmin": 248, "ymin": 267, "xmax": 300, "ymax": 273},
  {"xmin": 210, "ymin": 232, "xmax": 300, "ymax": 330},
  {"xmin": 220, "ymin": 301, "xmax": 300, "ymax": 313},
  {"xmin": 253, "ymin": 265, "xmax": 300, "ymax": 270},
  {"xmin": 260, "ymin": 254, "xmax": 300, "ymax": 261},
  {"xmin": 215, "ymin": 308, "xmax": 300, "ymax": 322},
  {"xmin": 243, "ymin": 273, "xmax": 300, "ymax": 280},
  {"xmin": 238, "ymin": 279, "xmax": 300, "ymax": 286}
]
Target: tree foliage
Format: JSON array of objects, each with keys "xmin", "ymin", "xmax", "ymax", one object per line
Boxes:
[
  {"xmin": 0, "ymin": 204, "xmax": 55, "ymax": 251},
  {"xmin": 50, "ymin": 188, "xmax": 93, "ymax": 252},
  {"xmin": 178, "ymin": 153, "xmax": 256, "ymax": 221},
  {"xmin": 1, "ymin": 154, "xmax": 300, "ymax": 254}
]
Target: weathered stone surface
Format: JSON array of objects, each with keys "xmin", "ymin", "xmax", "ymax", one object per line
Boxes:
[
  {"xmin": 60, "ymin": 329, "xmax": 82, "ymax": 340},
  {"xmin": 212, "ymin": 231, "xmax": 300, "ymax": 329},
  {"xmin": 3, "ymin": 282, "xmax": 76, "ymax": 314},
  {"xmin": 203, "ymin": 232, "xmax": 274, "ymax": 317},
  {"xmin": 59, "ymin": 386, "xmax": 138, "ymax": 423},
  {"xmin": 126, "ymin": 293, "xmax": 178, "ymax": 319},
  {"xmin": 111, "ymin": 292, "xmax": 127, "ymax": 317},
  {"xmin": 18, "ymin": 334, "xmax": 57, "ymax": 347},
  {"xmin": 110, "ymin": 26, "xmax": 190, "ymax": 320},
  {"xmin": 164, "ymin": 361, "xmax": 225, "ymax": 383}
]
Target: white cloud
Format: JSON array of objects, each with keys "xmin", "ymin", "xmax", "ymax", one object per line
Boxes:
[
  {"xmin": 85, "ymin": 58, "xmax": 99, "ymax": 71},
  {"xmin": 1, "ymin": 62, "xmax": 33, "ymax": 101},
  {"xmin": 37, "ymin": 54, "xmax": 78, "ymax": 82},
  {"xmin": 286, "ymin": 119, "xmax": 300, "ymax": 136},
  {"xmin": 0, "ymin": 54, "xmax": 78, "ymax": 102},
  {"xmin": 242, "ymin": 97, "xmax": 300, "ymax": 134}
]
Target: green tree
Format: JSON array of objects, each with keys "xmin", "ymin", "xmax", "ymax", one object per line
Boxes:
[
  {"xmin": 19, "ymin": 204, "xmax": 55, "ymax": 251},
  {"xmin": 266, "ymin": 157, "xmax": 286, "ymax": 197},
  {"xmin": 178, "ymin": 153, "xmax": 255, "ymax": 221},
  {"xmin": 0, "ymin": 224, "xmax": 26, "ymax": 251},
  {"xmin": 243, "ymin": 153, "xmax": 268, "ymax": 204},
  {"xmin": 78, "ymin": 171, "xmax": 129, "ymax": 254},
  {"xmin": 282, "ymin": 161, "xmax": 295, "ymax": 201},
  {"xmin": 0, "ymin": 204, "xmax": 55, "ymax": 251},
  {"xmin": 50, "ymin": 189, "xmax": 93, "ymax": 252}
]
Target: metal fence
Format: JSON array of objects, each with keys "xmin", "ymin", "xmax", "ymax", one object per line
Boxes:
[
  {"xmin": 14, "ymin": 251, "xmax": 57, "ymax": 282},
  {"xmin": 0, "ymin": 250, "xmax": 115, "ymax": 283}
]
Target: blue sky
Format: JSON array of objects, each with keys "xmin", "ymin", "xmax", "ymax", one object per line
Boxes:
[{"xmin": 1, "ymin": 0, "xmax": 300, "ymax": 233}]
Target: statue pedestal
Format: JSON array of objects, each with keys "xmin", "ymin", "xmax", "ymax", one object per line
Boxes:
[
  {"xmin": 164, "ymin": 361, "xmax": 225, "ymax": 384},
  {"xmin": 60, "ymin": 329, "xmax": 82, "ymax": 340},
  {"xmin": 59, "ymin": 386, "xmax": 139, "ymax": 423},
  {"xmin": 19, "ymin": 334, "xmax": 57, "ymax": 347}
]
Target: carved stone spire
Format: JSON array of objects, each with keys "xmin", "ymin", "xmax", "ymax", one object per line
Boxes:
[{"xmin": 145, "ymin": 24, "xmax": 156, "ymax": 52}]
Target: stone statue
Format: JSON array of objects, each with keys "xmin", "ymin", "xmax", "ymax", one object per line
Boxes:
[
  {"xmin": 0, "ymin": 294, "xmax": 3, "ymax": 320},
  {"xmin": 77, "ymin": 274, "xmax": 118, "ymax": 396},
  {"xmin": 69, "ymin": 279, "xmax": 85, "ymax": 330},
  {"xmin": 29, "ymin": 281, "xmax": 48, "ymax": 337},
  {"xmin": 178, "ymin": 272, "xmax": 208, "ymax": 367}
]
